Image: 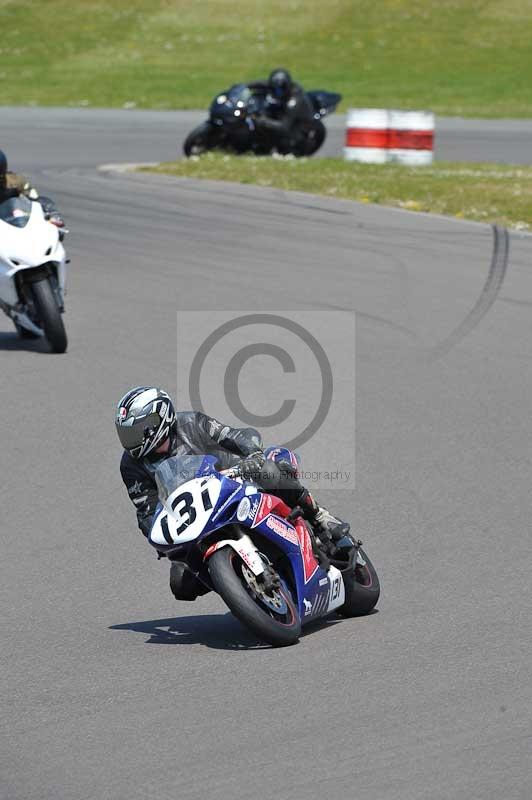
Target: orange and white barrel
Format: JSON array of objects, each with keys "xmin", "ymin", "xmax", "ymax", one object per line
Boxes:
[
  {"xmin": 344, "ymin": 109, "xmax": 434, "ymax": 165},
  {"xmin": 344, "ymin": 109, "xmax": 389, "ymax": 164},
  {"xmin": 388, "ymin": 110, "xmax": 434, "ymax": 165}
]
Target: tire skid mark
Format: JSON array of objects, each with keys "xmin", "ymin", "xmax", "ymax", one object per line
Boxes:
[{"xmin": 428, "ymin": 224, "xmax": 509, "ymax": 361}]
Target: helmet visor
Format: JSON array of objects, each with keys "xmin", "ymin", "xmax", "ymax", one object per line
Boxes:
[{"xmin": 116, "ymin": 411, "xmax": 161, "ymax": 452}]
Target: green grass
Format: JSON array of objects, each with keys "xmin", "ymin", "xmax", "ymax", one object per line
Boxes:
[
  {"xmin": 145, "ymin": 154, "xmax": 532, "ymax": 230},
  {"xmin": 1, "ymin": 0, "xmax": 532, "ymax": 115}
]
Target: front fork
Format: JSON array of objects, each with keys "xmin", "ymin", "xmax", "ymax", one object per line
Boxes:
[
  {"xmin": 15, "ymin": 264, "xmax": 65, "ymax": 312},
  {"xmin": 203, "ymin": 532, "xmax": 265, "ymax": 577}
]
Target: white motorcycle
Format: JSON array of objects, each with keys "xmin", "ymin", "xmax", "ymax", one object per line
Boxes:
[{"xmin": 0, "ymin": 195, "xmax": 68, "ymax": 353}]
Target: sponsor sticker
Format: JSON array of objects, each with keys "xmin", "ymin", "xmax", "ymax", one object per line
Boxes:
[
  {"xmin": 265, "ymin": 515, "xmax": 299, "ymax": 545},
  {"xmin": 303, "ymin": 598, "xmax": 312, "ymax": 616},
  {"xmin": 251, "ymin": 494, "xmax": 275, "ymax": 527},
  {"xmin": 237, "ymin": 497, "xmax": 251, "ymax": 522},
  {"xmin": 119, "ymin": 406, "xmax": 127, "ymax": 420}
]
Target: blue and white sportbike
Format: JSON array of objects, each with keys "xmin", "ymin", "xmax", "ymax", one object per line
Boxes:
[{"xmin": 149, "ymin": 453, "xmax": 380, "ymax": 647}]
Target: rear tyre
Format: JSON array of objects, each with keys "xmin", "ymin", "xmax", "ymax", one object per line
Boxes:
[
  {"xmin": 208, "ymin": 547, "xmax": 301, "ymax": 647},
  {"xmin": 31, "ymin": 278, "xmax": 67, "ymax": 353},
  {"xmin": 294, "ymin": 119, "xmax": 326, "ymax": 156},
  {"xmin": 338, "ymin": 548, "xmax": 380, "ymax": 617},
  {"xmin": 183, "ymin": 122, "xmax": 216, "ymax": 157}
]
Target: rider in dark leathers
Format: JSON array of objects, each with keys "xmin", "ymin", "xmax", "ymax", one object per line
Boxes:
[
  {"xmin": 247, "ymin": 68, "xmax": 315, "ymax": 153},
  {"xmin": 116, "ymin": 387, "xmax": 350, "ymax": 601}
]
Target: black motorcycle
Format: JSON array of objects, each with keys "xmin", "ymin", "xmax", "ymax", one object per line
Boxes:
[{"xmin": 183, "ymin": 83, "xmax": 341, "ymax": 158}]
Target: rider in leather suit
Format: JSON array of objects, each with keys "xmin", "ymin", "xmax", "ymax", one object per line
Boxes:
[
  {"xmin": 247, "ymin": 68, "xmax": 315, "ymax": 153},
  {"xmin": 116, "ymin": 387, "xmax": 350, "ymax": 601}
]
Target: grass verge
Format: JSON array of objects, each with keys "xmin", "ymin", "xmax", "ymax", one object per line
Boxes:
[
  {"xmin": 1, "ymin": 1, "xmax": 532, "ymax": 116},
  {"xmin": 145, "ymin": 154, "xmax": 532, "ymax": 230}
]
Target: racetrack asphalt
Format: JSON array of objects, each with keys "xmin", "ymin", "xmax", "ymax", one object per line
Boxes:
[
  {"xmin": 2, "ymin": 106, "xmax": 532, "ymax": 164},
  {"xmin": 1, "ymin": 108, "xmax": 531, "ymax": 800}
]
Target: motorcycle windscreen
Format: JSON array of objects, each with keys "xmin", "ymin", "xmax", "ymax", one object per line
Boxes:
[
  {"xmin": 226, "ymin": 83, "xmax": 252, "ymax": 103},
  {"xmin": 210, "ymin": 83, "xmax": 252, "ymax": 124},
  {"xmin": 0, "ymin": 195, "xmax": 32, "ymax": 228},
  {"xmin": 155, "ymin": 454, "xmax": 217, "ymax": 504}
]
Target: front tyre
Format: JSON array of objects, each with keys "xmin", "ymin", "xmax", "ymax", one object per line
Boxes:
[
  {"xmin": 31, "ymin": 278, "xmax": 67, "ymax": 353},
  {"xmin": 338, "ymin": 548, "xmax": 380, "ymax": 617},
  {"xmin": 208, "ymin": 547, "xmax": 301, "ymax": 647},
  {"xmin": 183, "ymin": 122, "xmax": 217, "ymax": 157}
]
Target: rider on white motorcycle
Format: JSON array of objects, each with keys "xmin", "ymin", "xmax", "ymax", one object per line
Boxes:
[
  {"xmin": 116, "ymin": 387, "xmax": 351, "ymax": 601},
  {"xmin": 0, "ymin": 150, "xmax": 64, "ymax": 227}
]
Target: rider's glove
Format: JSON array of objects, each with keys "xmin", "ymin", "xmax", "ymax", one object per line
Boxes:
[{"xmin": 239, "ymin": 451, "xmax": 265, "ymax": 481}]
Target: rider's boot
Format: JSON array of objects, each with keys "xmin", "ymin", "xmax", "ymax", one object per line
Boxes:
[
  {"xmin": 300, "ymin": 492, "xmax": 351, "ymax": 544},
  {"xmin": 169, "ymin": 561, "xmax": 209, "ymax": 601},
  {"xmin": 314, "ymin": 507, "xmax": 351, "ymax": 542}
]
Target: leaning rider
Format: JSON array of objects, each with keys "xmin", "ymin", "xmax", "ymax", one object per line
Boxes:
[
  {"xmin": 246, "ymin": 68, "xmax": 315, "ymax": 152},
  {"xmin": 116, "ymin": 386, "xmax": 350, "ymax": 602}
]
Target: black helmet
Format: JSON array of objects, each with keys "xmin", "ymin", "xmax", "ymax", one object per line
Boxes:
[
  {"xmin": 116, "ymin": 386, "xmax": 176, "ymax": 459},
  {"xmin": 268, "ymin": 68, "xmax": 292, "ymax": 101},
  {"xmin": 0, "ymin": 150, "xmax": 7, "ymax": 189}
]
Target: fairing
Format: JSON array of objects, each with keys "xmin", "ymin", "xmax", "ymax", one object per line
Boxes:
[{"xmin": 0, "ymin": 200, "xmax": 66, "ymax": 313}]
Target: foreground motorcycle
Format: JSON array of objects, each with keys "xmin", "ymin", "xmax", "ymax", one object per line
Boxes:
[
  {"xmin": 183, "ymin": 83, "xmax": 341, "ymax": 158},
  {"xmin": 0, "ymin": 195, "xmax": 68, "ymax": 353},
  {"xmin": 149, "ymin": 454, "xmax": 380, "ymax": 647}
]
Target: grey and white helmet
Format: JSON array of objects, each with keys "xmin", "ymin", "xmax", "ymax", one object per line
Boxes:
[{"xmin": 115, "ymin": 387, "xmax": 176, "ymax": 459}]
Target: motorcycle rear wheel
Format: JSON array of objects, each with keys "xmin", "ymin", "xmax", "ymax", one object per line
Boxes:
[
  {"xmin": 293, "ymin": 119, "xmax": 326, "ymax": 157},
  {"xmin": 208, "ymin": 546, "xmax": 301, "ymax": 647},
  {"xmin": 338, "ymin": 548, "xmax": 380, "ymax": 617}
]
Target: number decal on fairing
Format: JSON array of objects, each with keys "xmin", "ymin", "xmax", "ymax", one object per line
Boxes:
[
  {"xmin": 150, "ymin": 477, "xmax": 222, "ymax": 546},
  {"xmin": 325, "ymin": 565, "xmax": 345, "ymax": 612},
  {"xmin": 171, "ymin": 490, "xmax": 197, "ymax": 533}
]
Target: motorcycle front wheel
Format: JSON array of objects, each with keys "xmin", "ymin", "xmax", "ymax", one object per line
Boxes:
[
  {"xmin": 208, "ymin": 547, "xmax": 301, "ymax": 647},
  {"xmin": 31, "ymin": 277, "xmax": 67, "ymax": 353},
  {"xmin": 183, "ymin": 122, "xmax": 217, "ymax": 157}
]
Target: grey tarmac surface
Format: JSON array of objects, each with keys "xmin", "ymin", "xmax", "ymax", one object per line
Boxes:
[
  {"xmin": 1, "ymin": 109, "xmax": 532, "ymax": 800},
  {"xmin": 1, "ymin": 106, "xmax": 532, "ymax": 163}
]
